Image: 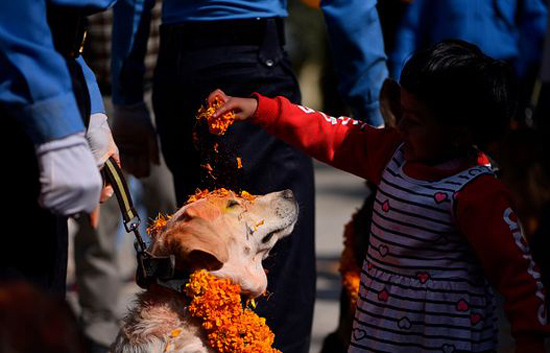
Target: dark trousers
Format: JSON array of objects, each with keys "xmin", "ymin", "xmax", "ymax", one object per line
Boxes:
[{"xmin": 152, "ymin": 18, "xmax": 316, "ymax": 353}]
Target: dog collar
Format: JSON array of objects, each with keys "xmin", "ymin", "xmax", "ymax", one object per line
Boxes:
[{"xmin": 147, "ymin": 270, "xmax": 192, "ymax": 294}]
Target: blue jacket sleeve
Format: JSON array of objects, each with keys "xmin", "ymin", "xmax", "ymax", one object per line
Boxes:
[
  {"xmin": 388, "ymin": 0, "xmax": 427, "ymax": 80},
  {"xmin": 76, "ymin": 56, "xmax": 105, "ymax": 115},
  {"xmin": 0, "ymin": 0, "xmax": 85, "ymax": 144},
  {"xmin": 321, "ymin": 0, "xmax": 388, "ymax": 126},
  {"xmin": 516, "ymin": 0, "xmax": 548, "ymax": 80},
  {"xmin": 111, "ymin": 0, "xmax": 156, "ymax": 106}
]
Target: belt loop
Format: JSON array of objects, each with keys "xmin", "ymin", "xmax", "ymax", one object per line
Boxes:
[{"xmin": 258, "ymin": 18, "xmax": 284, "ymax": 68}]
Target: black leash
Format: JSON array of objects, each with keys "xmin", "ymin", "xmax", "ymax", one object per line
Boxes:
[{"xmin": 102, "ymin": 156, "xmax": 179, "ymax": 289}]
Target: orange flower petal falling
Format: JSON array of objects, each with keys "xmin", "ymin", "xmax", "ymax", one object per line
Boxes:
[{"xmin": 197, "ymin": 97, "xmax": 236, "ymax": 136}]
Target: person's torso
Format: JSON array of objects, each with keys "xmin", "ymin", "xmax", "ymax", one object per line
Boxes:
[
  {"xmin": 368, "ymin": 144, "xmax": 494, "ymax": 280},
  {"xmin": 349, "ymin": 145, "xmax": 499, "ymax": 353}
]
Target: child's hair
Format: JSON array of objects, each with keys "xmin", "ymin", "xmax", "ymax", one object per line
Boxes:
[{"xmin": 399, "ymin": 39, "xmax": 517, "ymax": 149}]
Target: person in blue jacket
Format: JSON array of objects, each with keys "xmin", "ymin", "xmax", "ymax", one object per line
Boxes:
[
  {"xmin": 111, "ymin": 1, "xmax": 387, "ymax": 352},
  {"xmin": 389, "ymin": 0, "xmax": 548, "ymax": 83},
  {"xmin": 0, "ymin": 0, "xmax": 118, "ymax": 296}
]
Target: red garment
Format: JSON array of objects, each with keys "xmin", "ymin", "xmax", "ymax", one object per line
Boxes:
[{"xmin": 252, "ymin": 93, "xmax": 550, "ymax": 352}]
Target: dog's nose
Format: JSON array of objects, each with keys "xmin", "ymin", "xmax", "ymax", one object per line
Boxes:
[{"xmin": 281, "ymin": 189, "xmax": 294, "ymax": 200}]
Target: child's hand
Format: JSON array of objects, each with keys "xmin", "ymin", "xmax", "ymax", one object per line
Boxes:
[{"xmin": 208, "ymin": 89, "xmax": 258, "ymax": 121}]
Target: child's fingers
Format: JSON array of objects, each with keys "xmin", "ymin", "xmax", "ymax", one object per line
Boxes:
[
  {"xmin": 207, "ymin": 89, "xmax": 229, "ymax": 105},
  {"xmin": 234, "ymin": 111, "xmax": 250, "ymax": 121},
  {"xmin": 212, "ymin": 99, "xmax": 238, "ymax": 118}
]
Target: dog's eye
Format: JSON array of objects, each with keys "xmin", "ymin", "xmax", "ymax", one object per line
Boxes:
[{"xmin": 226, "ymin": 199, "xmax": 240, "ymax": 208}]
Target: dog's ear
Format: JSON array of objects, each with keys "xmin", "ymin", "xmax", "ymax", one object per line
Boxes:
[
  {"xmin": 380, "ymin": 78, "xmax": 402, "ymax": 128},
  {"xmin": 164, "ymin": 223, "xmax": 229, "ymax": 271}
]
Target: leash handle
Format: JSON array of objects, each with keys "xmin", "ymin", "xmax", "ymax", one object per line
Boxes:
[{"xmin": 102, "ymin": 157, "xmax": 147, "ymax": 252}]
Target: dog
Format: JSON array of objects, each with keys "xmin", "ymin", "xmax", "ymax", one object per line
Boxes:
[{"xmin": 111, "ymin": 189, "xmax": 298, "ymax": 353}]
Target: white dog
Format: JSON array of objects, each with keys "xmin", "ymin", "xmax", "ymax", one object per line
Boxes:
[{"xmin": 111, "ymin": 189, "xmax": 298, "ymax": 353}]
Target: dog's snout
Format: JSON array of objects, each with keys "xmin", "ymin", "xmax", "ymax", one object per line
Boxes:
[{"xmin": 281, "ymin": 189, "xmax": 294, "ymax": 200}]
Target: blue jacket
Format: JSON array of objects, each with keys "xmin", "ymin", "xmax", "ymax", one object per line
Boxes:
[
  {"xmin": 389, "ymin": 0, "xmax": 548, "ymax": 80},
  {"xmin": 111, "ymin": 0, "xmax": 388, "ymax": 125},
  {"xmin": 0, "ymin": 0, "xmax": 115, "ymax": 144}
]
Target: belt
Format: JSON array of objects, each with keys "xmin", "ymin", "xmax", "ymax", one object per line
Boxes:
[
  {"xmin": 47, "ymin": 6, "xmax": 88, "ymax": 59},
  {"xmin": 162, "ymin": 17, "xmax": 285, "ymax": 49}
]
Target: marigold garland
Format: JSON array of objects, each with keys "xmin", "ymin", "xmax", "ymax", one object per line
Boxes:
[
  {"xmin": 197, "ymin": 97, "xmax": 236, "ymax": 136},
  {"xmin": 184, "ymin": 270, "xmax": 280, "ymax": 353},
  {"xmin": 339, "ymin": 219, "xmax": 361, "ymax": 309}
]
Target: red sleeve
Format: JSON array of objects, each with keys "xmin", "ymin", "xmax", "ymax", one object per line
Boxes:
[
  {"xmin": 252, "ymin": 93, "xmax": 403, "ymax": 184},
  {"xmin": 455, "ymin": 175, "xmax": 550, "ymax": 353}
]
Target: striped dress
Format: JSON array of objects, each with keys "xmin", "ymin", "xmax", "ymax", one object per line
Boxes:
[{"xmin": 350, "ymin": 145, "xmax": 498, "ymax": 353}]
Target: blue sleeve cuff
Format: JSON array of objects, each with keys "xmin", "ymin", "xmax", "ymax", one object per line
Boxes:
[
  {"xmin": 350, "ymin": 99, "xmax": 383, "ymax": 127},
  {"xmin": 16, "ymin": 92, "xmax": 86, "ymax": 144}
]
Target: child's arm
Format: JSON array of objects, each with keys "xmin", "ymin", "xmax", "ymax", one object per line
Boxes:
[
  {"xmin": 209, "ymin": 90, "xmax": 402, "ymax": 184},
  {"xmin": 456, "ymin": 175, "xmax": 550, "ymax": 353}
]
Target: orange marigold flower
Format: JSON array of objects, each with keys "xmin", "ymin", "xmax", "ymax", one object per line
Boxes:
[
  {"xmin": 239, "ymin": 191, "xmax": 256, "ymax": 202},
  {"xmin": 339, "ymin": 219, "xmax": 362, "ymax": 309},
  {"xmin": 186, "ymin": 188, "xmax": 257, "ymax": 205},
  {"xmin": 197, "ymin": 97, "xmax": 236, "ymax": 136},
  {"xmin": 186, "ymin": 189, "xmax": 211, "ymax": 204},
  {"xmin": 147, "ymin": 213, "xmax": 172, "ymax": 237},
  {"xmin": 236, "ymin": 157, "xmax": 243, "ymax": 169}
]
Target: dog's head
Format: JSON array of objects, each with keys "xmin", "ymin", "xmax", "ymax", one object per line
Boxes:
[{"xmin": 149, "ymin": 189, "xmax": 298, "ymax": 298}]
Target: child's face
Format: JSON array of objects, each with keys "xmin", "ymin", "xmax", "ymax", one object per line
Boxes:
[{"xmin": 398, "ymin": 89, "xmax": 454, "ymax": 164}]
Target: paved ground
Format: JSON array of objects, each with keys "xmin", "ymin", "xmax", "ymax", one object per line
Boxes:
[{"xmin": 309, "ymin": 162, "xmax": 369, "ymax": 352}]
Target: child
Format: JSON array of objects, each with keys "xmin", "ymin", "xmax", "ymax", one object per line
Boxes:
[{"xmin": 208, "ymin": 40, "xmax": 549, "ymax": 352}]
